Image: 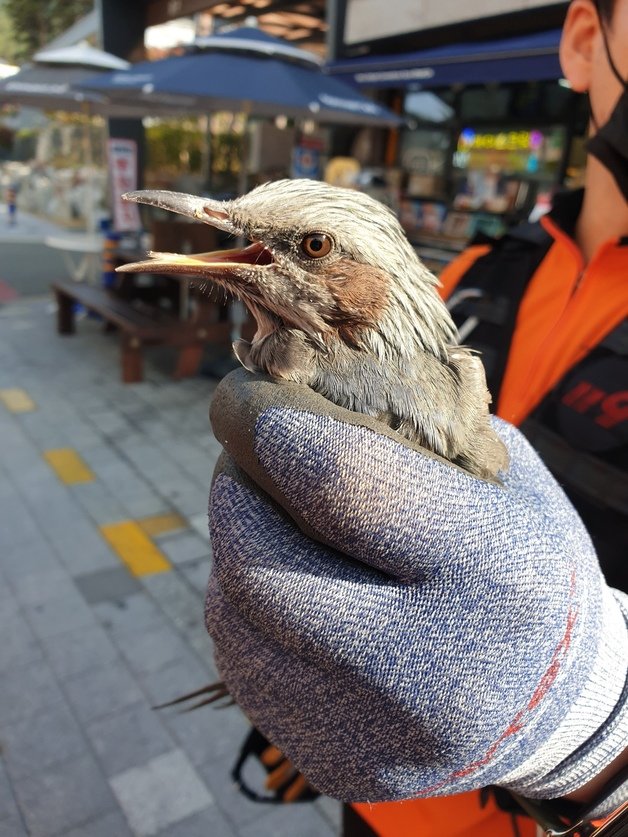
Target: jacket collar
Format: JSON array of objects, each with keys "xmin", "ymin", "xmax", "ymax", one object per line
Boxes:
[{"xmin": 545, "ymin": 188, "xmax": 585, "ymax": 239}]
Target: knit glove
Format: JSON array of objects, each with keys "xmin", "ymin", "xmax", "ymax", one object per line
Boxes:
[{"xmin": 205, "ymin": 368, "xmax": 628, "ymax": 804}]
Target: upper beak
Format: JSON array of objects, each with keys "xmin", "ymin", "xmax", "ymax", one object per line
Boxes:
[
  {"xmin": 117, "ymin": 190, "xmax": 274, "ymax": 277},
  {"xmin": 122, "ymin": 190, "xmax": 236, "ymax": 234}
]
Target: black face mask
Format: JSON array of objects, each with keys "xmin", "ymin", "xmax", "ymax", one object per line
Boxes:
[{"xmin": 586, "ymin": 14, "xmax": 628, "ymax": 202}]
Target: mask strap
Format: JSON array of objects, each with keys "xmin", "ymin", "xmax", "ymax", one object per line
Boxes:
[
  {"xmin": 588, "ymin": 94, "xmax": 600, "ymax": 132},
  {"xmin": 594, "ymin": 1, "xmax": 628, "ymax": 89}
]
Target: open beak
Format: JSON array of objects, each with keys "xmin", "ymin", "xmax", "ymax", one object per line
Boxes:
[{"xmin": 116, "ymin": 190, "xmax": 274, "ymax": 278}]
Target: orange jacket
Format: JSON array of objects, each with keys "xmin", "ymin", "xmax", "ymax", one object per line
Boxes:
[{"xmin": 439, "ymin": 214, "xmax": 628, "ymax": 427}]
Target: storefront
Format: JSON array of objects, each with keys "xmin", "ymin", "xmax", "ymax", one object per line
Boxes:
[{"xmin": 327, "ymin": 23, "xmax": 589, "ymax": 270}]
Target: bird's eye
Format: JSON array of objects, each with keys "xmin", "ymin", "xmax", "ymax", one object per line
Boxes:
[{"xmin": 301, "ymin": 233, "xmax": 332, "ymax": 259}]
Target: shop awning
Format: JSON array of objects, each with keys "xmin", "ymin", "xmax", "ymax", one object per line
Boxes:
[{"xmin": 325, "ymin": 29, "xmax": 563, "ymax": 89}]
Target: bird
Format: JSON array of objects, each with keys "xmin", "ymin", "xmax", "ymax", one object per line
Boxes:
[{"xmin": 119, "ymin": 179, "xmax": 508, "ymax": 481}]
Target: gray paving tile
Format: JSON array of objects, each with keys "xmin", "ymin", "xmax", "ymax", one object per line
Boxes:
[
  {"xmin": 25, "ymin": 489, "xmax": 87, "ymax": 535},
  {"xmin": 9, "ymin": 566, "xmax": 76, "ymax": 607},
  {"xmin": 156, "ymin": 477, "xmax": 203, "ymax": 502},
  {"xmin": 47, "ymin": 523, "xmax": 121, "ymax": 575},
  {"xmin": 80, "ymin": 443, "xmax": 123, "ymax": 469},
  {"xmin": 238, "ymin": 802, "xmax": 337, "ymax": 837},
  {"xmin": 87, "ymin": 409, "xmax": 134, "ymax": 437},
  {"xmin": 61, "ymin": 419, "xmax": 104, "ymax": 449},
  {"xmin": 171, "ymin": 490, "xmax": 210, "ymax": 518},
  {"xmin": 0, "ymin": 610, "xmax": 43, "ymax": 673},
  {"xmin": 156, "ymin": 805, "xmax": 237, "ymax": 837},
  {"xmin": 136, "ymin": 655, "xmax": 217, "ymax": 710},
  {"xmin": 119, "ymin": 493, "xmax": 173, "ymax": 520},
  {"xmin": 86, "ymin": 701, "xmax": 175, "ymax": 777},
  {"xmin": 0, "ymin": 659, "xmax": 65, "ymax": 726},
  {"xmin": 1, "ymin": 700, "xmax": 88, "ymax": 781},
  {"xmin": 188, "ymin": 511, "xmax": 210, "ymax": 538},
  {"xmin": 93, "ymin": 592, "xmax": 166, "ymax": 637},
  {"xmin": 109, "ymin": 748, "xmax": 213, "ymax": 837},
  {"xmin": 315, "ymin": 796, "xmax": 343, "ymax": 833},
  {"xmin": 69, "ymin": 481, "xmax": 127, "ymax": 526},
  {"xmin": 180, "ymin": 618, "xmax": 215, "ymax": 664},
  {"xmin": 115, "ymin": 622, "xmax": 195, "ymax": 676},
  {"xmin": 63, "ymin": 659, "xmax": 145, "ymax": 726},
  {"xmin": 0, "ymin": 472, "xmax": 13, "ymax": 502},
  {"xmin": 0, "ymin": 537, "xmax": 62, "ymax": 584},
  {"xmin": 24, "ymin": 588, "xmax": 96, "ymax": 639},
  {"xmin": 141, "ymin": 572, "xmax": 203, "ymax": 636},
  {"xmin": 196, "ymin": 753, "xmax": 275, "ymax": 830},
  {"xmin": 18, "ymin": 411, "xmax": 69, "ymax": 448},
  {"xmin": 63, "ymin": 809, "xmax": 133, "ymax": 837},
  {"xmin": 11, "ymin": 465, "xmax": 60, "ymax": 501},
  {"xmin": 12, "ymin": 753, "xmax": 116, "ymax": 837},
  {"xmin": 0, "ymin": 496, "xmax": 42, "ymax": 553},
  {"xmin": 156, "ymin": 531, "xmax": 210, "ymax": 565},
  {"xmin": 177, "ymin": 557, "xmax": 211, "ymax": 595},
  {"xmin": 0, "ymin": 760, "xmax": 23, "ymax": 832},
  {"xmin": 42, "ymin": 623, "xmax": 119, "ymax": 678},
  {"xmin": 0, "ymin": 811, "xmax": 28, "ymax": 837},
  {"xmin": 74, "ymin": 566, "xmax": 141, "ymax": 605},
  {"xmin": 119, "ymin": 446, "xmax": 182, "ymax": 483},
  {"xmin": 90, "ymin": 459, "xmax": 147, "ymax": 494},
  {"xmin": 0, "ymin": 447, "xmax": 37, "ymax": 484},
  {"xmin": 161, "ymin": 696, "xmax": 250, "ymax": 769}
]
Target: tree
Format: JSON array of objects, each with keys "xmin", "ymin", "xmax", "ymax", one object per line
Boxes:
[
  {"xmin": 0, "ymin": 1, "xmax": 18, "ymax": 64},
  {"xmin": 2, "ymin": 0, "xmax": 93, "ymax": 62}
]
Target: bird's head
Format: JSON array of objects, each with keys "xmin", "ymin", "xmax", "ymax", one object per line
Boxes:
[{"xmin": 119, "ymin": 179, "xmax": 456, "ymax": 360}]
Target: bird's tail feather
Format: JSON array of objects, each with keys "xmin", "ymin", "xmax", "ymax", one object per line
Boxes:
[{"xmin": 152, "ymin": 680, "xmax": 234, "ymax": 712}]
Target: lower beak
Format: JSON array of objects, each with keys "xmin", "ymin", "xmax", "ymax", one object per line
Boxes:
[{"xmin": 116, "ymin": 241, "xmax": 273, "ymax": 277}]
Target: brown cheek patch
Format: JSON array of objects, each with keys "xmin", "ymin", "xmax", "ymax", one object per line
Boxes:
[{"xmin": 324, "ymin": 259, "xmax": 390, "ymax": 343}]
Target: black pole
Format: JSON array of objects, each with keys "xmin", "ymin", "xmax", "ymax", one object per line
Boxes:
[{"xmin": 97, "ymin": 0, "xmax": 147, "ymax": 188}]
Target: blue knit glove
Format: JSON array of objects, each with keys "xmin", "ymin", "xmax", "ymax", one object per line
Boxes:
[{"xmin": 205, "ymin": 369, "xmax": 628, "ymax": 804}]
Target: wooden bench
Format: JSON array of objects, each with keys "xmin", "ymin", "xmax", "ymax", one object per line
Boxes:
[{"xmin": 52, "ymin": 281, "xmax": 232, "ymax": 383}]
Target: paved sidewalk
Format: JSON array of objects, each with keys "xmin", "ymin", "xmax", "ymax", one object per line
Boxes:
[
  {"xmin": 0, "ymin": 203, "xmax": 77, "ymax": 245},
  {"xmin": 0, "ymin": 204, "xmax": 94, "ymax": 299},
  {"xmin": 0, "ymin": 296, "xmax": 341, "ymax": 836}
]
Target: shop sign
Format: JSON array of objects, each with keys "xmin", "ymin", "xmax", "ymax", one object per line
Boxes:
[
  {"xmin": 292, "ymin": 146, "xmax": 320, "ymax": 179},
  {"xmin": 107, "ymin": 138, "xmax": 142, "ymax": 233},
  {"xmin": 457, "ymin": 128, "xmax": 544, "ymax": 152}
]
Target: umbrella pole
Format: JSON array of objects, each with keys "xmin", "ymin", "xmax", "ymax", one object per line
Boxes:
[
  {"xmin": 82, "ymin": 103, "xmax": 97, "ymax": 238},
  {"xmin": 237, "ymin": 104, "xmax": 250, "ymax": 198},
  {"xmin": 200, "ymin": 114, "xmax": 212, "ymax": 192}
]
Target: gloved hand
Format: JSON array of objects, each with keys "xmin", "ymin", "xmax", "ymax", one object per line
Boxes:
[{"xmin": 205, "ymin": 368, "xmax": 628, "ymax": 804}]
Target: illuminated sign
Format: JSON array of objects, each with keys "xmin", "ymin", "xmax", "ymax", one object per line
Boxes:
[{"xmin": 457, "ymin": 128, "xmax": 544, "ymax": 152}]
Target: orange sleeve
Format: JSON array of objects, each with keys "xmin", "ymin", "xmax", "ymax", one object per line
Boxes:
[{"xmin": 437, "ymin": 244, "xmax": 492, "ymax": 301}]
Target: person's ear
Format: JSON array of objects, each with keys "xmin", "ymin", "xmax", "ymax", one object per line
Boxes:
[{"xmin": 559, "ymin": 0, "xmax": 600, "ymax": 92}]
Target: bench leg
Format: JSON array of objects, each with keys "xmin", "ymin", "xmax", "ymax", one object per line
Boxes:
[
  {"xmin": 121, "ymin": 336, "xmax": 143, "ymax": 383},
  {"xmin": 56, "ymin": 291, "xmax": 75, "ymax": 334},
  {"xmin": 174, "ymin": 343, "xmax": 204, "ymax": 379}
]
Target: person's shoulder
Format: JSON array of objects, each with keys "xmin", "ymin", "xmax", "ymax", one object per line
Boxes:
[{"xmin": 438, "ymin": 221, "xmax": 552, "ymax": 300}]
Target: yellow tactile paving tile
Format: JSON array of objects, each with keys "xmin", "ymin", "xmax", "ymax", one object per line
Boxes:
[
  {"xmin": 0, "ymin": 387, "xmax": 36, "ymax": 413},
  {"xmin": 137, "ymin": 512, "xmax": 187, "ymax": 537},
  {"xmin": 100, "ymin": 521, "xmax": 172, "ymax": 577},
  {"xmin": 43, "ymin": 448, "xmax": 95, "ymax": 484}
]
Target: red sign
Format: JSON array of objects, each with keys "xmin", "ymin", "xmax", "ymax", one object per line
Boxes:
[{"xmin": 107, "ymin": 138, "xmax": 142, "ymax": 233}]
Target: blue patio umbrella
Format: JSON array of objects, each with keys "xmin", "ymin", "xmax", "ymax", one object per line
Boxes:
[
  {"xmin": 81, "ymin": 28, "xmax": 402, "ymax": 128},
  {"xmin": 0, "ymin": 42, "xmax": 132, "ymax": 115}
]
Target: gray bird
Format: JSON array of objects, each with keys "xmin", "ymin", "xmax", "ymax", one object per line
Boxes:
[{"xmin": 119, "ymin": 179, "xmax": 508, "ymax": 480}]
